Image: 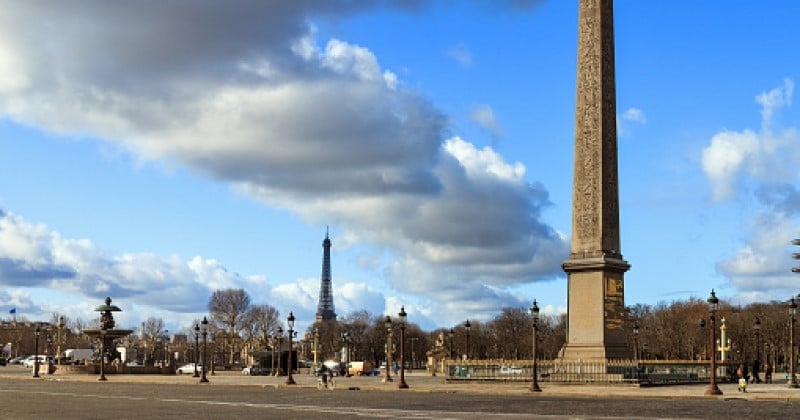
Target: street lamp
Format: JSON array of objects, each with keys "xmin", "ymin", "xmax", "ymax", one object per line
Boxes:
[
  {"xmin": 313, "ymin": 327, "xmax": 319, "ymax": 372},
  {"xmin": 382, "ymin": 315, "xmax": 393, "ymax": 383},
  {"xmin": 398, "ymin": 306, "xmax": 409, "ymax": 389},
  {"xmin": 753, "ymin": 317, "xmax": 761, "ymax": 383},
  {"xmin": 275, "ymin": 327, "xmax": 283, "ymax": 376},
  {"xmin": 409, "ymin": 337, "xmax": 419, "ymax": 373},
  {"xmin": 285, "ymin": 312, "xmax": 296, "ymax": 385},
  {"xmin": 57, "ymin": 316, "xmax": 65, "ymax": 365},
  {"xmin": 705, "ymin": 289, "xmax": 722, "ymax": 396},
  {"xmin": 341, "ymin": 331, "xmax": 350, "ymax": 376},
  {"xmin": 47, "ymin": 334, "xmax": 53, "ymax": 373},
  {"xmin": 99, "ymin": 326, "xmax": 107, "ymax": 381},
  {"xmin": 33, "ymin": 325, "xmax": 40, "ymax": 378},
  {"xmin": 448, "ymin": 328, "xmax": 455, "ymax": 360},
  {"xmin": 530, "ymin": 299, "xmax": 542, "ymax": 392},
  {"xmin": 200, "ymin": 316, "xmax": 209, "ymax": 383},
  {"xmin": 163, "ymin": 330, "xmax": 169, "ymax": 368},
  {"xmin": 464, "ymin": 320, "xmax": 471, "ymax": 360},
  {"xmin": 193, "ymin": 323, "xmax": 200, "ymax": 378},
  {"xmin": 789, "ymin": 297, "xmax": 798, "ymax": 388},
  {"xmin": 632, "ymin": 322, "xmax": 640, "ymax": 361}
]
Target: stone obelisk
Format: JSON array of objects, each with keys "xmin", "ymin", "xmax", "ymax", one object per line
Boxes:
[{"xmin": 561, "ymin": 0, "xmax": 631, "ymax": 360}]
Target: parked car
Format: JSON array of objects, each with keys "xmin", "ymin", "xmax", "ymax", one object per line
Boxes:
[
  {"xmin": 8, "ymin": 356, "xmax": 26, "ymax": 365},
  {"xmin": 22, "ymin": 355, "xmax": 51, "ymax": 368},
  {"xmin": 500, "ymin": 366, "xmax": 523, "ymax": 375},
  {"xmin": 176, "ymin": 363, "xmax": 202, "ymax": 374},
  {"xmin": 242, "ymin": 365, "xmax": 265, "ymax": 375}
]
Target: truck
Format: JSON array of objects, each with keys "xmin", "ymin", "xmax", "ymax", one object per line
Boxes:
[
  {"xmin": 64, "ymin": 348, "xmax": 94, "ymax": 364},
  {"xmin": 347, "ymin": 361, "xmax": 375, "ymax": 376}
]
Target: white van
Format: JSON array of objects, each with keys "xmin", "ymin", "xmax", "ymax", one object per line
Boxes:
[
  {"xmin": 22, "ymin": 355, "xmax": 51, "ymax": 368},
  {"xmin": 500, "ymin": 366, "xmax": 523, "ymax": 375}
]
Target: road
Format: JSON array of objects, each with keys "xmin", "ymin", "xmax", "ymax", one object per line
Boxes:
[{"xmin": 1, "ymin": 376, "xmax": 798, "ymax": 419}]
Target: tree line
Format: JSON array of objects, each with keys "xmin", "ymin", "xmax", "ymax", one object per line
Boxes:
[{"xmin": 3, "ymin": 289, "xmax": 799, "ymax": 370}]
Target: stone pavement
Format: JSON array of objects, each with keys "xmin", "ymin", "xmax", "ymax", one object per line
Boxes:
[{"xmin": 12, "ymin": 367, "xmax": 800, "ymax": 401}]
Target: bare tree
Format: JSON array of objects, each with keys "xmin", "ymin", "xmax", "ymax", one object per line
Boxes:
[
  {"xmin": 142, "ymin": 317, "xmax": 166, "ymax": 365},
  {"xmin": 241, "ymin": 304, "xmax": 281, "ymax": 349},
  {"xmin": 488, "ymin": 308, "xmax": 530, "ymax": 360},
  {"xmin": 208, "ymin": 288, "xmax": 251, "ymax": 365},
  {"xmin": 338, "ymin": 310, "xmax": 376, "ymax": 362}
]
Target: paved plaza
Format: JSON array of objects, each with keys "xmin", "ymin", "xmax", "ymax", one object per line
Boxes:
[
  {"xmin": 2, "ymin": 366, "xmax": 800, "ymax": 419},
  {"xmin": 5, "ymin": 365, "xmax": 800, "ymax": 400}
]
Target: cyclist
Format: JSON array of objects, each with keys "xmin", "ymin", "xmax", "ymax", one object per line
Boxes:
[{"xmin": 319, "ymin": 364, "xmax": 332, "ymax": 387}]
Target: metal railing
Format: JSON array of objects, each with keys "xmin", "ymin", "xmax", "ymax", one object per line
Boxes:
[{"xmin": 444, "ymin": 359, "xmax": 737, "ymax": 384}]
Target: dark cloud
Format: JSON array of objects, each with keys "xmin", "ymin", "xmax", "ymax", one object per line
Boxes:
[
  {"xmin": 0, "ymin": 1, "xmax": 565, "ymax": 323},
  {"xmin": 0, "ymin": 258, "xmax": 76, "ymax": 286},
  {"xmin": 755, "ymin": 184, "xmax": 800, "ymax": 216}
]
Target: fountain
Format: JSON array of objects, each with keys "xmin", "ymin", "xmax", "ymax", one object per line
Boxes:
[{"xmin": 80, "ymin": 297, "xmax": 134, "ymax": 376}]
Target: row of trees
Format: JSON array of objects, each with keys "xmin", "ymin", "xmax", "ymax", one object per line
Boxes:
[{"xmin": 4, "ymin": 289, "xmax": 799, "ymax": 369}]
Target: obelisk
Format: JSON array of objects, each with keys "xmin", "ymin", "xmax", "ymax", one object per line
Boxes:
[{"xmin": 561, "ymin": 0, "xmax": 631, "ymax": 360}]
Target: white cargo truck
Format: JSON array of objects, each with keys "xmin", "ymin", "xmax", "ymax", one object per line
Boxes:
[{"xmin": 64, "ymin": 348, "xmax": 94, "ymax": 364}]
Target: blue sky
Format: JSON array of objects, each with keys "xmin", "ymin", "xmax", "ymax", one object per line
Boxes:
[{"xmin": 1, "ymin": 1, "xmax": 799, "ymax": 334}]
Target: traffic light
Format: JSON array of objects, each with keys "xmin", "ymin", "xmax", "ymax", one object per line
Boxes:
[{"xmin": 793, "ymin": 239, "xmax": 800, "ymax": 273}]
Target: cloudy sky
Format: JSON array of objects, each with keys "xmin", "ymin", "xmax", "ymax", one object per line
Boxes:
[{"xmin": 1, "ymin": 1, "xmax": 798, "ymax": 334}]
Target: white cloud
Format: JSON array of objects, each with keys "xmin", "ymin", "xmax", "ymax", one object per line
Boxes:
[
  {"xmin": 756, "ymin": 78, "xmax": 794, "ymax": 129},
  {"xmin": 0, "ymin": 210, "xmax": 254, "ymax": 314},
  {"xmin": 617, "ymin": 107, "xmax": 646, "ymax": 138},
  {"xmin": 470, "ymin": 105, "xmax": 504, "ymax": 137},
  {"xmin": 621, "ymin": 107, "xmax": 646, "ymax": 124},
  {"xmin": 447, "ymin": 43, "xmax": 473, "ymax": 68},
  {"xmin": 716, "ymin": 212, "xmax": 798, "ymax": 298},
  {"xmin": 701, "ymin": 129, "xmax": 761, "ymax": 201},
  {"xmin": 701, "ymin": 80, "xmax": 798, "ymax": 202},
  {"xmin": 0, "ymin": 1, "xmax": 566, "ymax": 325},
  {"xmin": 702, "ymin": 80, "xmax": 800, "ymax": 303}
]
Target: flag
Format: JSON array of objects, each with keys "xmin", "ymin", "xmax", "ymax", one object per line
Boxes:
[{"xmin": 9, "ymin": 308, "xmax": 15, "ymax": 314}]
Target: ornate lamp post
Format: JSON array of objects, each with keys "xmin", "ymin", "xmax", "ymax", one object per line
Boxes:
[
  {"xmin": 530, "ymin": 299, "xmax": 542, "ymax": 392},
  {"xmin": 46, "ymin": 334, "xmax": 53, "ymax": 373},
  {"xmin": 200, "ymin": 316, "xmax": 209, "ymax": 383},
  {"xmin": 448, "ymin": 328, "xmax": 455, "ymax": 359},
  {"xmin": 33, "ymin": 325, "xmax": 40, "ymax": 378},
  {"xmin": 398, "ymin": 306, "xmax": 409, "ymax": 389},
  {"xmin": 57, "ymin": 316, "xmax": 65, "ymax": 365},
  {"xmin": 632, "ymin": 322, "xmax": 640, "ymax": 361},
  {"xmin": 464, "ymin": 320, "xmax": 471, "ymax": 360},
  {"xmin": 789, "ymin": 297, "xmax": 798, "ymax": 388},
  {"xmin": 163, "ymin": 330, "xmax": 169, "ymax": 368},
  {"xmin": 193, "ymin": 323, "xmax": 200, "ymax": 378},
  {"xmin": 98, "ymin": 326, "xmax": 107, "ymax": 381},
  {"xmin": 382, "ymin": 315, "xmax": 393, "ymax": 383},
  {"xmin": 312, "ymin": 327, "xmax": 319, "ymax": 372},
  {"xmin": 705, "ymin": 289, "xmax": 722, "ymax": 396},
  {"xmin": 753, "ymin": 317, "xmax": 761, "ymax": 383},
  {"xmin": 409, "ymin": 337, "xmax": 418, "ymax": 372},
  {"xmin": 341, "ymin": 331, "xmax": 349, "ymax": 376},
  {"xmin": 275, "ymin": 327, "xmax": 283, "ymax": 376},
  {"xmin": 285, "ymin": 312, "xmax": 296, "ymax": 385}
]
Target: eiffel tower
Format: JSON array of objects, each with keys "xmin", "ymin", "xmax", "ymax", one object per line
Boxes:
[{"xmin": 315, "ymin": 228, "xmax": 337, "ymax": 322}]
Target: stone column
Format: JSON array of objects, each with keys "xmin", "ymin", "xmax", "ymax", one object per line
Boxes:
[{"xmin": 561, "ymin": 0, "xmax": 631, "ymax": 360}]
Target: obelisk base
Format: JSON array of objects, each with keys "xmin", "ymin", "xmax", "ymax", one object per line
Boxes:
[{"xmin": 561, "ymin": 256, "xmax": 632, "ymax": 360}]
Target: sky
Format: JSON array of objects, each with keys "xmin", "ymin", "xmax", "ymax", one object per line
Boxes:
[{"xmin": 1, "ymin": 1, "xmax": 799, "ymax": 335}]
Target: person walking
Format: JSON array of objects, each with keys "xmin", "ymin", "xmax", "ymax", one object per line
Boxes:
[
  {"xmin": 764, "ymin": 362, "xmax": 773, "ymax": 384},
  {"xmin": 751, "ymin": 359, "xmax": 761, "ymax": 384}
]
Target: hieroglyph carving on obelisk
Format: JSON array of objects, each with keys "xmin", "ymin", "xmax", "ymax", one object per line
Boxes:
[{"xmin": 561, "ymin": 0, "xmax": 631, "ymax": 360}]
